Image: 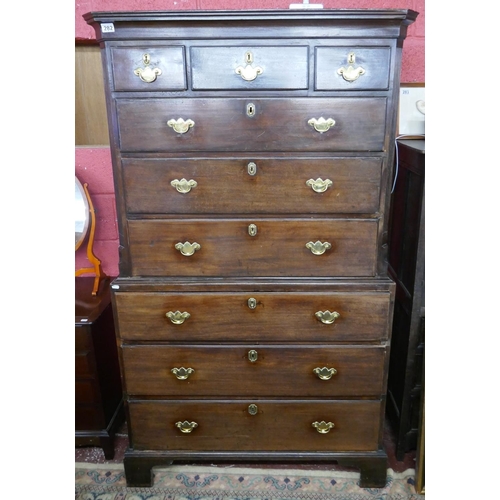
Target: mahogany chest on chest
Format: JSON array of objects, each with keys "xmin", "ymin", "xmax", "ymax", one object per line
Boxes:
[{"xmin": 85, "ymin": 8, "xmax": 417, "ymax": 487}]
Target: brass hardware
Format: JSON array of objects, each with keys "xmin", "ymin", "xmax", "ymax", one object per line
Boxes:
[
  {"xmin": 134, "ymin": 53, "xmax": 162, "ymax": 83},
  {"xmin": 166, "ymin": 310, "xmax": 191, "ymax": 325},
  {"xmin": 315, "ymin": 310, "xmax": 340, "ymax": 324},
  {"xmin": 313, "ymin": 367, "xmax": 338, "ymax": 380},
  {"xmin": 248, "ymin": 404, "xmax": 258, "ymax": 415},
  {"xmin": 171, "ymin": 178, "xmax": 198, "ymax": 194},
  {"xmin": 306, "ymin": 178, "xmax": 333, "ymax": 193},
  {"xmin": 247, "ymin": 298, "xmax": 257, "ymax": 309},
  {"xmin": 235, "ymin": 51, "xmax": 263, "ymax": 81},
  {"xmin": 175, "ymin": 241, "xmax": 201, "ymax": 256},
  {"xmin": 246, "ymin": 103, "xmax": 256, "ymax": 117},
  {"xmin": 306, "ymin": 241, "xmax": 332, "ymax": 255},
  {"xmin": 171, "ymin": 367, "xmax": 195, "ymax": 380},
  {"xmin": 337, "ymin": 52, "xmax": 366, "ymax": 82},
  {"xmin": 312, "ymin": 421, "xmax": 335, "ymax": 434},
  {"xmin": 167, "ymin": 118, "xmax": 195, "ymax": 134},
  {"xmin": 308, "ymin": 117, "xmax": 336, "ymax": 134},
  {"xmin": 248, "ymin": 349, "xmax": 258, "ymax": 362},
  {"xmin": 247, "ymin": 162, "xmax": 257, "ymax": 176},
  {"xmin": 175, "ymin": 421, "xmax": 198, "ymax": 433},
  {"xmin": 248, "ymin": 224, "xmax": 258, "ymax": 237}
]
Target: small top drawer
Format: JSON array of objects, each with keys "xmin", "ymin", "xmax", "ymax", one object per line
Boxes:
[
  {"xmin": 110, "ymin": 46, "xmax": 186, "ymax": 91},
  {"xmin": 191, "ymin": 46, "xmax": 308, "ymax": 90},
  {"xmin": 315, "ymin": 46, "xmax": 391, "ymax": 90}
]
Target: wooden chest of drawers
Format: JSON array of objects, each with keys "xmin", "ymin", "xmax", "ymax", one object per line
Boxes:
[{"xmin": 85, "ymin": 8, "xmax": 417, "ymax": 488}]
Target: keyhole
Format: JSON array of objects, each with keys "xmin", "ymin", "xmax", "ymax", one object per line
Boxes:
[
  {"xmin": 348, "ymin": 52, "xmax": 355, "ymax": 64},
  {"xmin": 247, "ymin": 103, "xmax": 255, "ymax": 117},
  {"xmin": 245, "ymin": 51, "xmax": 253, "ymax": 64},
  {"xmin": 143, "ymin": 53, "xmax": 151, "ymax": 65}
]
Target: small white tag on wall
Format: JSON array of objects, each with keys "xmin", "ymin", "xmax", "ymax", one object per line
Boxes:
[
  {"xmin": 290, "ymin": 0, "xmax": 324, "ymax": 9},
  {"xmin": 101, "ymin": 23, "xmax": 115, "ymax": 33}
]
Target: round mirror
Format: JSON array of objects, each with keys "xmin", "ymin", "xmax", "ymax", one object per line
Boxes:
[{"xmin": 75, "ymin": 176, "xmax": 90, "ymax": 250}]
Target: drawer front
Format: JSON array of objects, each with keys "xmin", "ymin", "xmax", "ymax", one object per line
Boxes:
[
  {"xmin": 110, "ymin": 46, "xmax": 186, "ymax": 91},
  {"xmin": 115, "ymin": 291, "xmax": 391, "ymax": 342},
  {"xmin": 121, "ymin": 345, "xmax": 385, "ymax": 397},
  {"xmin": 116, "ymin": 97, "xmax": 387, "ymax": 152},
  {"xmin": 128, "ymin": 399, "xmax": 382, "ymax": 451},
  {"xmin": 127, "ymin": 218, "xmax": 378, "ymax": 277},
  {"xmin": 191, "ymin": 46, "xmax": 308, "ymax": 90},
  {"xmin": 122, "ymin": 157, "xmax": 382, "ymax": 215},
  {"xmin": 315, "ymin": 46, "xmax": 391, "ymax": 90}
]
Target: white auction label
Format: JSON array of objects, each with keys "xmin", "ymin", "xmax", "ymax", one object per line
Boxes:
[{"xmin": 101, "ymin": 23, "xmax": 115, "ymax": 33}]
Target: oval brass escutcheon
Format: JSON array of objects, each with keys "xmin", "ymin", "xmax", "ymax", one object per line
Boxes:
[
  {"xmin": 248, "ymin": 224, "xmax": 258, "ymax": 236},
  {"xmin": 246, "ymin": 103, "xmax": 256, "ymax": 117},
  {"xmin": 248, "ymin": 297, "xmax": 257, "ymax": 309},
  {"xmin": 248, "ymin": 404, "xmax": 258, "ymax": 415},
  {"xmin": 248, "ymin": 349, "xmax": 258, "ymax": 362},
  {"xmin": 247, "ymin": 162, "xmax": 257, "ymax": 176}
]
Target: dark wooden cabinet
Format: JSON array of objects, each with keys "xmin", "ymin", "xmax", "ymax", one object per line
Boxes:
[
  {"xmin": 84, "ymin": 9, "xmax": 417, "ymax": 487},
  {"xmin": 75, "ymin": 277, "xmax": 124, "ymax": 459},
  {"xmin": 386, "ymin": 139, "xmax": 425, "ymax": 460}
]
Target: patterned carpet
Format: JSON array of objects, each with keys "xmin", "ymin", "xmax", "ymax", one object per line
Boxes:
[{"xmin": 75, "ymin": 463, "xmax": 424, "ymax": 499}]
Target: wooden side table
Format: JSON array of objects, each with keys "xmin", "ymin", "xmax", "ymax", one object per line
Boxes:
[
  {"xmin": 386, "ymin": 139, "xmax": 425, "ymax": 460},
  {"xmin": 75, "ymin": 277, "xmax": 124, "ymax": 459}
]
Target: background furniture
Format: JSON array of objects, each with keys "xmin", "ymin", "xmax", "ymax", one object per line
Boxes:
[
  {"xmin": 85, "ymin": 9, "xmax": 416, "ymax": 487},
  {"xmin": 75, "ymin": 277, "xmax": 124, "ymax": 459},
  {"xmin": 386, "ymin": 139, "xmax": 425, "ymax": 460}
]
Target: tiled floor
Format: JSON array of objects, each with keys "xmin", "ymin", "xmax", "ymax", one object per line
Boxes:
[{"xmin": 75, "ymin": 416, "xmax": 417, "ymax": 474}]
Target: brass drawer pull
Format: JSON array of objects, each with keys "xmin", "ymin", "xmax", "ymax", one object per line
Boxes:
[
  {"xmin": 167, "ymin": 118, "xmax": 195, "ymax": 134},
  {"xmin": 171, "ymin": 178, "xmax": 198, "ymax": 194},
  {"xmin": 175, "ymin": 241, "xmax": 201, "ymax": 256},
  {"xmin": 175, "ymin": 420, "xmax": 198, "ymax": 433},
  {"xmin": 308, "ymin": 117, "xmax": 335, "ymax": 134},
  {"xmin": 171, "ymin": 367, "xmax": 195, "ymax": 380},
  {"xmin": 235, "ymin": 51, "xmax": 263, "ymax": 81},
  {"xmin": 248, "ymin": 349, "xmax": 258, "ymax": 362},
  {"xmin": 313, "ymin": 367, "xmax": 338, "ymax": 380},
  {"xmin": 166, "ymin": 310, "xmax": 191, "ymax": 325},
  {"xmin": 306, "ymin": 178, "xmax": 333, "ymax": 193},
  {"xmin": 306, "ymin": 241, "xmax": 332, "ymax": 255},
  {"xmin": 315, "ymin": 310, "xmax": 340, "ymax": 324},
  {"xmin": 312, "ymin": 421, "xmax": 335, "ymax": 434},
  {"xmin": 134, "ymin": 53, "xmax": 162, "ymax": 83},
  {"xmin": 337, "ymin": 52, "xmax": 366, "ymax": 82}
]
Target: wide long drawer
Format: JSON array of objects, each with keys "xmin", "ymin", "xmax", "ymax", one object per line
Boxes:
[
  {"xmin": 114, "ymin": 291, "xmax": 391, "ymax": 342},
  {"xmin": 128, "ymin": 399, "xmax": 382, "ymax": 451},
  {"xmin": 121, "ymin": 345, "xmax": 386, "ymax": 397},
  {"xmin": 127, "ymin": 218, "xmax": 378, "ymax": 277},
  {"xmin": 115, "ymin": 97, "xmax": 387, "ymax": 152},
  {"xmin": 122, "ymin": 157, "xmax": 383, "ymax": 215}
]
